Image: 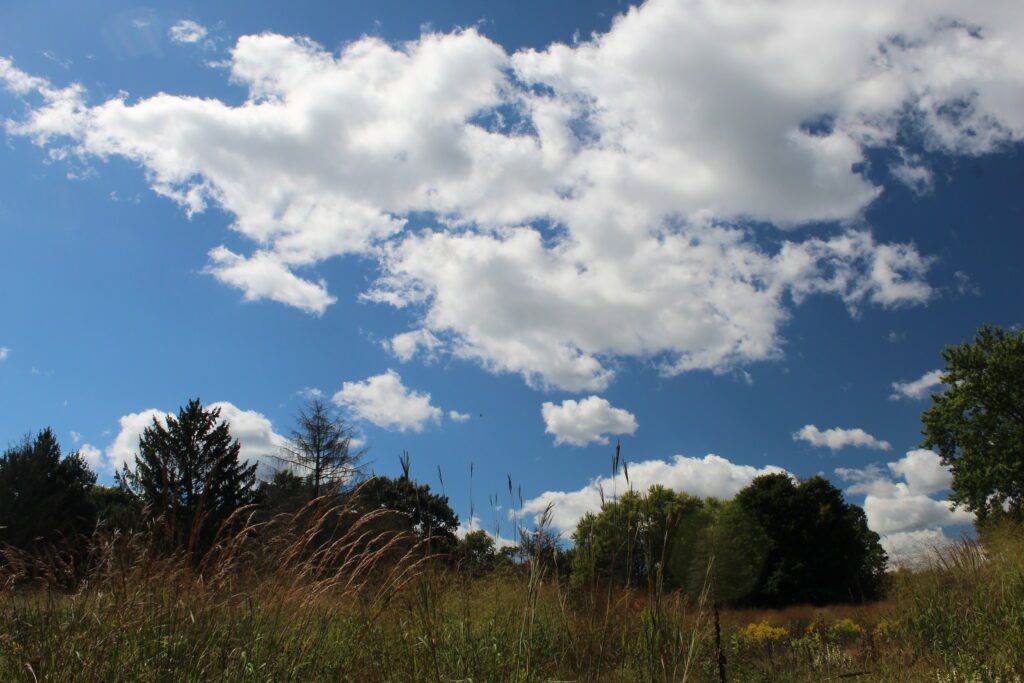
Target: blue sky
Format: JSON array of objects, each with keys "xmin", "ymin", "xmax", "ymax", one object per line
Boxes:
[{"xmin": 1, "ymin": 0, "xmax": 1022, "ymax": 562}]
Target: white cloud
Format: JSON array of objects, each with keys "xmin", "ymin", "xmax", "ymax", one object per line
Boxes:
[
  {"xmin": 106, "ymin": 408, "xmax": 168, "ymax": 474},
  {"xmin": 863, "ymin": 491, "xmax": 973, "ymax": 536},
  {"xmin": 70, "ymin": 430, "xmax": 82, "ymax": 444},
  {"xmin": 0, "ymin": 347, "xmax": 9, "ymax": 361},
  {"xmin": 206, "ymin": 247, "xmax": 336, "ymax": 315},
  {"xmin": 77, "ymin": 443, "xmax": 104, "ymax": 471},
  {"xmin": 887, "ymin": 448, "xmax": 952, "ymax": 496},
  {"xmin": 890, "ymin": 369, "xmax": 944, "ymax": 400},
  {"xmin": 105, "ymin": 402, "xmax": 286, "ymax": 475},
  {"xmin": 519, "ymin": 454, "xmax": 787, "ymax": 533},
  {"xmin": 541, "ymin": 396, "xmax": 637, "ymax": 447},
  {"xmin": 880, "ymin": 528, "xmax": 956, "ymax": 569},
  {"xmin": 297, "ymin": 387, "xmax": 323, "ymax": 399},
  {"xmin": 209, "ymin": 401, "xmax": 289, "ymax": 473},
  {"xmin": 890, "ymin": 150, "xmax": 934, "ymax": 195},
  {"xmin": 794, "ymin": 424, "xmax": 891, "ymax": 451},
  {"xmin": 954, "ymin": 271, "xmax": 981, "ymax": 297},
  {"xmin": 836, "ymin": 449, "xmax": 972, "ymax": 538},
  {"xmin": 387, "ymin": 329, "xmax": 442, "ymax": 363},
  {"xmin": 371, "ymin": 227, "xmax": 933, "ymax": 391},
  {"xmin": 168, "ymin": 20, "xmax": 208, "ymax": 45},
  {"xmin": 333, "ymin": 369, "xmax": 442, "ymax": 432},
  {"xmin": 448, "ymin": 410, "xmax": 471, "ymax": 423},
  {"xmin": 6, "ymin": 0, "xmax": 1024, "ymax": 388}
]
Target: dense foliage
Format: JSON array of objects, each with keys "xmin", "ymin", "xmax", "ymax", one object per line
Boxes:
[
  {"xmin": 0, "ymin": 428, "xmax": 97, "ymax": 551},
  {"xmin": 922, "ymin": 324, "xmax": 1024, "ymax": 524},
  {"xmin": 354, "ymin": 472, "xmax": 460, "ymax": 553},
  {"xmin": 572, "ymin": 485, "xmax": 710, "ymax": 589},
  {"xmin": 3, "ymin": 326, "xmax": 1022, "ymax": 680},
  {"xmin": 120, "ymin": 399, "xmax": 258, "ymax": 556},
  {"xmin": 733, "ymin": 473, "xmax": 887, "ymax": 605},
  {"xmin": 573, "ymin": 476, "xmax": 886, "ymax": 606}
]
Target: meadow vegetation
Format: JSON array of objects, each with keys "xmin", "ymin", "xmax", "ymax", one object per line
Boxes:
[
  {"xmin": 0, "ymin": 481, "xmax": 1022, "ymax": 682},
  {"xmin": 1, "ymin": 325, "xmax": 1023, "ymax": 681}
]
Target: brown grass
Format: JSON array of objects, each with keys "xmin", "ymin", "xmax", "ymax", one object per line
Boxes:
[{"xmin": 1, "ymin": 497, "xmax": 1021, "ymax": 682}]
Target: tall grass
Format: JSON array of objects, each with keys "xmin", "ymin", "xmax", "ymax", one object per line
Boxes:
[
  {"xmin": 1, "ymin": 495, "xmax": 1022, "ymax": 681},
  {"xmin": 892, "ymin": 522, "xmax": 1024, "ymax": 680}
]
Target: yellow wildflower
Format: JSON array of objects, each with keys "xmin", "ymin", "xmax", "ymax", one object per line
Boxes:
[
  {"xmin": 873, "ymin": 618, "xmax": 899, "ymax": 638},
  {"xmin": 828, "ymin": 618, "xmax": 863, "ymax": 639},
  {"xmin": 741, "ymin": 621, "xmax": 789, "ymax": 644}
]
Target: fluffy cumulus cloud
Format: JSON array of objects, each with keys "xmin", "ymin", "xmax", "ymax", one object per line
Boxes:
[
  {"xmin": 207, "ymin": 247, "xmax": 336, "ymax": 315},
  {"xmin": 448, "ymin": 410, "xmax": 471, "ymax": 423},
  {"xmin": 387, "ymin": 329, "xmax": 443, "ymax": 363},
  {"xmin": 105, "ymin": 408, "xmax": 169, "ymax": 474},
  {"xmin": 77, "ymin": 443, "xmax": 104, "ymax": 471},
  {"xmin": 4, "ymin": 1, "xmax": 1024, "ymax": 388},
  {"xmin": 836, "ymin": 449, "xmax": 972, "ymax": 565},
  {"xmin": 541, "ymin": 396, "xmax": 638, "ymax": 447},
  {"xmin": 210, "ymin": 401, "xmax": 290, "ymax": 470},
  {"xmin": 887, "ymin": 448, "xmax": 953, "ymax": 495},
  {"xmin": 794, "ymin": 424, "xmax": 891, "ymax": 451},
  {"xmin": 890, "ymin": 369, "xmax": 944, "ymax": 400},
  {"xmin": 519, "ymin": 454, "xmax": 787, "ymax": 533},
  {"xmin": 103, "ymin": 402, "xmax": 286, "ymax": 475},
  {"xmin": 168, "ymin": 20, "xmax": 208, "ymax": 45},
  {"xmin": 880, "ymin": 528, "xmax": 956, "ymax": 568},
  {"xmin": 333, "ymin": 370, "xmax": 442, "ymax": 432}
]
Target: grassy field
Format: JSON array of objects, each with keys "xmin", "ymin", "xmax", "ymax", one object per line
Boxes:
[{"xmin": 1, "ymin": 506, "xmax": 1022, "ymax": 682}]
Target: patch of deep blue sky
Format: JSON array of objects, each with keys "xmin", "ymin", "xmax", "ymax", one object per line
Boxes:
[{"xmin": 0, "ymin": 0, "xmax": 1022, "ymax": 528}]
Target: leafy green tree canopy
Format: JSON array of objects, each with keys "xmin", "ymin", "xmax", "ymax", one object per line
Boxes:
[
  {"xmin": 120, "ymin": 398, "xmax": 257, "ymax": 556},
  {"xmin": 452, "ymin": 529, "xmax": 497, "ymax": 574},
  {"xmin": 922, "ymin": 324, "xmax": 1024, "ymax": 524},
  {"xmin": 354, "ymin": 456, "xmax": 458, "ymax": 552},
  {"xmin": 734, "ymin": 473, "xmax": 887, "ymax": 605},
  {"xmin": 572, "ymin": 485, "xmax": 710, "ymax": 589},
  {"xmin": 570, "ymin": 476, "xmax": 885, "ymax": 606}
]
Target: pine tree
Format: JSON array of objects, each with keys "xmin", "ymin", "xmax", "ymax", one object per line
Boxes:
[
  {"xmin": 0, "ymin": 428, "xmax": 97, "ymax": 550},
  {"xmin": 120, "ymin": 399, "xmax": 256, "ymax": 556}
]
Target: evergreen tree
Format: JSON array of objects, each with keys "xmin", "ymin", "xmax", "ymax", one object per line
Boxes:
[
  {"xmin": 120, "ymin": 399, "xmax": 257, "ymax": 556},
  {"xmin": 0, "ymin": 428, "xmax": 97, "ymax": 550}
]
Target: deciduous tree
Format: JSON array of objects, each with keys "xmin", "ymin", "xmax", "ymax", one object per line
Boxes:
[
  {"xmin": 922, "ymin": 324, "xmax": 1024, "ymax": 524},
  {"xmin": 734, "ymin": 473, "xmax": 886, "ymax": 605},
  {"xmin": 354, "ymin": 453, "xmax": 458, "ymax": 553},
  {"xmin": 275, "ymin": 397, "xmax": 364, "ymax": 499}
]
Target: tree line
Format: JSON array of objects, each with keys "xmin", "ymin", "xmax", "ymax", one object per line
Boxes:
[{"xmin": 1, "ymin": 324, "xmax": 1021, "ymax": 607}]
